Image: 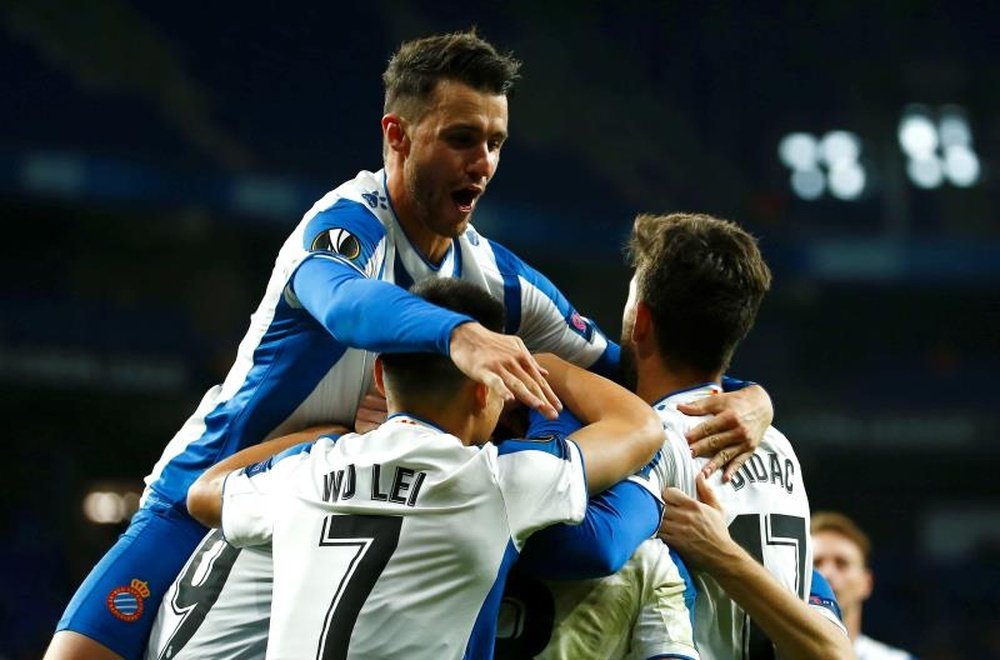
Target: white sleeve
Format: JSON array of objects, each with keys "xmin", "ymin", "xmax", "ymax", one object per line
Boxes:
[
  {"xmin": 495, "ymin": 438, "xmax": 588, "ymax": 550},
  {"xmin": 220, "ymin": 454, "xmax": 305, "ymax": 547},
  {"xmin": 652, "ymin": 422, "xmax": 698, "ymax": 498},
  {"xmin": 627, "ymin": 540, "xmax": 700, "ymax": 660}
]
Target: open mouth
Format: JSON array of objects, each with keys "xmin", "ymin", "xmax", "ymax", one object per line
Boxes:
[{"xmin": 451, "ymin": 187, "xmax": 480, "ymax": 213}]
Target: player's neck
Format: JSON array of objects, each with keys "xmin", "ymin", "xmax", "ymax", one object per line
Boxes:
[
  {"xmin": 843, "ymin": 604, "xmax": 863, "ymax": 641},
  {"xmin": 635, "ymin": 356, "xmax": 720, "ymax": 405},
  {"xmin": 388, "ymin": 401, "xmax": 481, "ymax": 446},
  {"xmin": 385, "ymin": 166, "xmax": 451, "ymax": 265}
]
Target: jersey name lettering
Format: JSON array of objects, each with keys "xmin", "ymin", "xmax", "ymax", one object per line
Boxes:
[
  {"xmin": 323, "ymin": 463, "xmax": 427, "ymax": 507},
  {"xmin": 729, "ymin": 450, "xmax": 795, "ymax": 494}
]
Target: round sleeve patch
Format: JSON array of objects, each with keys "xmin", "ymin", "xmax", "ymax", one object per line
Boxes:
[{"xmin": 311, "ymin": 228, "xmax": 362, "ymax": 260}]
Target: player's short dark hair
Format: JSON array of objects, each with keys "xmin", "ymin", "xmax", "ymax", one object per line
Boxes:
[
  {"xmin": 626, "ymin": 213, "xmax": 772, "ymax": 375},
  {"xmin": 380, "ymin": 279, "xmax": 505, "ymax": 401},
  {"xmin": 812, "ymin": 511, "xmax": 872, "ymax": 566},
  {"xmin": 382, "ymin": 29, "xmax": 521, "ymax": 119}
]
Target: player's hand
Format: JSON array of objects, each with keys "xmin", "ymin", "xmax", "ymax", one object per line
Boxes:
[
  {"xmin": 449, "ymin": 322, "xmax": 561, "ymax": 419},
  {"xmin": 680, "ymin": 384, "xmax": 773, "ymax": 482},
  {"xmin": 658, "ymin": 474, "xmax": 737, "ymax": 572},
  {"xmin": 354, "ymin": 385, "xmax": 388, "ymax": 434}
]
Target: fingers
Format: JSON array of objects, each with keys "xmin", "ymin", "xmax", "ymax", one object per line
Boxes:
[
  {"xmin": 502, "ymin": 355, "xmax": 560, "ymax": 420},
  {"xmin": 695, "ymin": 473, "xmax": 722, "ymax": 511},
  {"xmin": 721, "ymin": 450, "xmax": 753, "ymax": 483},
  {"xmin": 688, "ymin": 427, "xmax": 742, "ymax": 459},
  {"xmin": 684, "ymin": 408, "xmax": 734, "ymax": 443},
  {"xmin": 677, "ymin": 396, "xmax": 724, "ymax": 418}
]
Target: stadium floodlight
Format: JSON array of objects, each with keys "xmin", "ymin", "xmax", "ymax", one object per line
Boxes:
[
  {"xmin": 898, "ymin": 111, "xmax": 938, "ymax": 159},
  {"xmin": 939, "ymin": 105, "xmax": 972, "ymax": 148},
  {"xmin": 943, "ymin": 145, "xmax": 980, "ymax": 187},
  {"xmin": 828, "ymin": 162, "xmax": 866, "ymax": 200},
  {"xmin": 791, "ymin": 168, "xmax": 825, "ymax": 200},
  {"xmin": 779, "ymin": 133, "xmax": 819, "ymax": 171},
  {"xmin": 83, "ymin": 491, "xmax": 127, "ymax": 524},
  {"xmin": 819, "ymin": 130, "xmax": 860, "ymax": 166},
  {"xmin": 907, "ymin": 157, "xmax": 944, "ymax": 189}
]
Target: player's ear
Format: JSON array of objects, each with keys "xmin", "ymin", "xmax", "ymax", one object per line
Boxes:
[
  {"xmin": 632, "ymin": 301, "xmax": 655, "ymax": 355},
  {"xmin": 373, "ymin": 356, "xmax": 387, "ymax": 398},
  {"xmin": 381, "ymin": 113, "xmax": 409, "ymax": 156},
  {"xmin": 861, "ymin": 568, "xmax": 874, "ymax": 600}
]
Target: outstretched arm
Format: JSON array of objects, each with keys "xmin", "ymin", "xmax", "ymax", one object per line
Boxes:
[
  {"xmin": 293, "ymin": 255, "xmax": 559, "ymax": 418},
  {"xmin": 659, "ymin": 476, "xmax": 855, "ymax": 660},
  {"xmin": 187, "ymin": 423, "xmax": 348, "ymax": 528}
]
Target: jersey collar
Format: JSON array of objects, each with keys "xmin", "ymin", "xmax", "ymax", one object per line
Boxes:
[{"xmin": 650, "ymin": 382, "xmax": 722, "ymax": 411}]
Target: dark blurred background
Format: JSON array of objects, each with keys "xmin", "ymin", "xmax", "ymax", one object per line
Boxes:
[{"xmin": 2, "ymin": 1, "xmax": 998, "ymax": 657}]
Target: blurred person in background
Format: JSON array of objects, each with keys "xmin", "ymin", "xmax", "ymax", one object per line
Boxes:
[{"xmin": 812, "ymin": 511, "xmax": 915, "ymax": 660}]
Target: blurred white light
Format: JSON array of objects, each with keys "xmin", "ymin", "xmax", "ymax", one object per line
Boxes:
[
  {"xmin": 791, "ymin": 168, "xmax": 825, "ymax": 200},
  {"xmin": 778, "ymin": 133, "xmax": 818, "ymax": 171},
  {"xmin": 828, "ymin": 163, "xmax": 866, "ymax": 200},
  {"xmin": 943, "ymin": 145, "xmax": 980, "ymax": 187},
  {"xmin": 83, "ymin": 491, "xmax": 126, "ymax": 524},
  {"xmin": 899, "ymin": 115, "xmax": 938, "ymax": 158},
  {"xmin": 819, "ymin": 131, "xmax": 860, "ymax": 166},
  {"xmin": 907, "ymin": 157, "xmax": 944, "ymax": 189},
  {"xmin": 939, "ymin": 114, "xmax": 971, "ymax": 148}
]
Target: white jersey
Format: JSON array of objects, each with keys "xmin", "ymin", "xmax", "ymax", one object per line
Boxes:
[
  {"xmin": 855, "ymin": 634, "xmax": 914, "ymax": 660},
  {"xmin": 218, "ymin": 415, "xmax": 586, "ymax": 659},
  {"xmin": 649, "ymin": 383, "xmax": 812, "ymax": 660}
]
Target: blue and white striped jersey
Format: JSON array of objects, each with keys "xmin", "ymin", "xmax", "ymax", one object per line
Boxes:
[
  {"xmin": 221, "ymin": 414, "xmax": 588, "ymax": 660},
  {"xmin": 142, "ymin": 169, "xmax": 615, "ymax": 511}
]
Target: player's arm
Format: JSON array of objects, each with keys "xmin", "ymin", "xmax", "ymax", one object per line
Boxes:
[
  {"xmin": 659, "ymin": 476, "xmax": 856, "ymax": 660},
  {"xmin": 292, "ymin": 227, "xmax": 559, "ymax": 418},
  {"xmin": 515, "ymin": 408, "xmax": 663, "ymax": 579},
  {"xmin": 187, "ymin": 423, "xmax": 348, "ymax": 528},
  {"xmin": 535, "ymin": 353, "xmax": 662, "ymax": 494}
]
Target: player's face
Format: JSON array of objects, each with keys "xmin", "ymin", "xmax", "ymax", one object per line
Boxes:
[
  {"xmin": 812, "ymin": 530, "xmax": 872, "ymax": 611},
  {"xmin": 403, "ymin": 80, "xmax": 508, "ymax": 238}
]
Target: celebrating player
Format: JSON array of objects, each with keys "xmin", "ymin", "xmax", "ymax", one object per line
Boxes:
[
  {"xmin": 611, "ymin": 212, "xmax": 849, "ymax": 658},
  {"xmin": 182, "ymin": 278, "xmax": 663, "ymax": 658}
]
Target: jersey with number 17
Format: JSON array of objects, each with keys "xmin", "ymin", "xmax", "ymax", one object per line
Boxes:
[
  {"xmin": 221, "ymin": 414, "xmax": 588, "ymax": 660},
  {"xmin": 650, "ymin": 383, "xmax": 813, "ymax": 660}
]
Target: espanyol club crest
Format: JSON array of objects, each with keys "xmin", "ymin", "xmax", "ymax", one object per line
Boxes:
[{"xmin": 106, "ymin": 578, "xmax": 150, "ymax": 622}]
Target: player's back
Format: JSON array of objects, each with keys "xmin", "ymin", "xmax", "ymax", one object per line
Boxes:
[
  {"xmin": 222, "ymin": 414, "xmax": 587, "ymax": 660},
  {"xmin": 655, "ymin": 384, "xmax": 811, "ymax": 660}
]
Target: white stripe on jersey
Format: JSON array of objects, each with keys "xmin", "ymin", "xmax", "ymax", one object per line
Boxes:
[
  {"xmin": 648, "ymin": 383, "xmax": 812, "ymax": 660},
  {"xmin": 220, "ymin": 416, "xmax": 587, "ymax": 659}
]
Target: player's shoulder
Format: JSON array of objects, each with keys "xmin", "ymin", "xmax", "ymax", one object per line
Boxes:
[{"xmin": 300, "ymin": 170, "xmax": 393, "ymax": 246}]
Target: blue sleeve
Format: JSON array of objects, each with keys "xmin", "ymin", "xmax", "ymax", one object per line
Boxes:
[
  {"xmin": 292, "ymin": 255, "xmax": 473, "ymax": 354},
  {"xmin": 808, "ymin": 569, "xmax": 845, "ymax": 621},
  {"xmin": 721, "ymin": 374, "xmax": 758, "ymax": 391},
  {"xmin": 525, "ymin": 408, "xmax": 583, "ymax": 440},
  {"xmin": 516, "ymin": 479, "xmax": 662, "ymax": 580},
  {"xmin": 242, "ymin": 438, "xmax": 326, "ymax": 478}
]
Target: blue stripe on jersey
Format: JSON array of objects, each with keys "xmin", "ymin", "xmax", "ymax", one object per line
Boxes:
[
  {"xmin": 464, "ymin": 540, "xmax": 518, "ymax": 660},
  {"xmin": 488, "ymin": 239, "xmax": 522, "ymax": 335},
  {"xmin": 488, "ymin": 238, "xmax": 599, "ymax": 344},
  {"xmin": 589, "ymin": 341, "xmax": 621, "ymax": 380},
  {"xmin": 809, "ymin": 568, "xmax": 844, "ymax": 621},
  {"xmin": 149, "ymin": 297, "xmax": 348, "ymax": 510},
  {"xmin": 242, "ymin": 439, "xmax": 324, "ymax": 478},
  {"xmin": 669, "ymin": 547, "xmax": 698, "ymax": 629},
  {"xmin": 393, "ymin": 250, "xmax": 415, "ymax": 291},
  {"xmin": 497, "ymin": 435, "xmax": 572, "ymax": 461},
  {"xmin": 645, "ymin": 654, "xmax": 698, "ymax": 660},
  {"xmin": 302, "ymin": 198, "xmax": 387, "ymax": 273}
]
